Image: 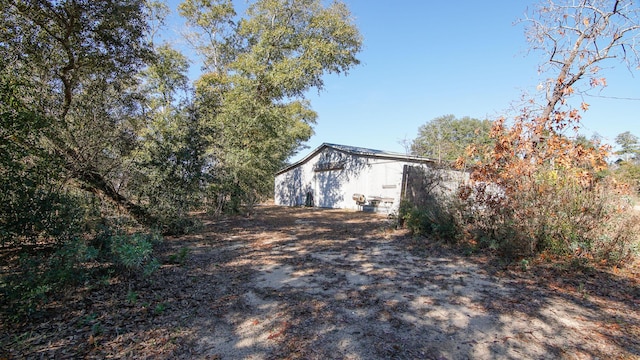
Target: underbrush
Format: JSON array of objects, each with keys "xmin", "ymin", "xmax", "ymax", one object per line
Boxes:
[
  {"xmin": 0, "ymin": 176, "xmax": 190, "ymax": 322},
  {"xmin": 398, "ymin": 173, "xmax": 640, "ymax": 267},
  {"xmin": 0, "ymin": 219, "xmax": 163, "ymax": 323},
  {"xmin": 398, "ymin": 198, "xmax": 461, "ymax": 243}
]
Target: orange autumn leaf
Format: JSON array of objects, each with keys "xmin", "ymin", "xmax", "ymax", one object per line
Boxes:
[{"xmin": 569, "ymin": 109, "xmax": 580, "ymax": 119}]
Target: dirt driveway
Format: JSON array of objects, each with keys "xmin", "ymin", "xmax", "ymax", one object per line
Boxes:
[{"xmin": 2, "ymin": 205, "xmax": 639, "ymax": 359}]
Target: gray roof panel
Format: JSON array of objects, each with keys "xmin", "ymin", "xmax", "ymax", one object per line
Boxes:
[{"xmin": 276, "ymin": 143, "xmax": 437, "ymax": 175}]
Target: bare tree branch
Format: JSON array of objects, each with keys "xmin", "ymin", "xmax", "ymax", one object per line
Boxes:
[{"xmin": 522, "ymin": 0, "xmax": 640, "ymax": 125}]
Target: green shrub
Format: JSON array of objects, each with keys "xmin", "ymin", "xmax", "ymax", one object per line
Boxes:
[
  {"xmin": 1, "ymin": 228, "xmax": 163, "ymax": 322},
  {"xmin": 143, "ymin": 258, "xmax": 161, "ymax": 276},
  {"xmin": 167, "ymin": 246, "xmax": 190, "ymax": 265},
  {"xmin": 0, "ymin": 237, "xmax": 93, "ymax": 320},
  {"xmin": 156, "ymin": 214, "xmax": 202, "ymax": 236},
  {"xmin": 398, "ymin": 197, "xmax": 461, "ymax": 242},
  {"xmin": 109, "ymin": 232, "xmax": 160, "ymax": 271},
  {"xmin": 0, "ymin": 177, "xmax": 88, "ymax": 247}
]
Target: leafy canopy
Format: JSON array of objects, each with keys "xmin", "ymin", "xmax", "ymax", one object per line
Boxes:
[
  {"xmin": 615, "ymin": 131, "xmax": 640, "ymax": 157},
  {"xmin": 411, "ymin": 115, "xmax": 493, "ymax": 163},
  {"xmin": 181, "ymin": 0, "xmax": 362, "ymax": 212}
]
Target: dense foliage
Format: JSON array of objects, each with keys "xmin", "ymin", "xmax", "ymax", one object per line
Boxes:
[
  {"xmin": 411, "ymin": 115, "xmax": 493, "ymax": 163},
  {"xmin": 0, "ymin": 0, "xmax": 361, "ymax": 319},
  {"xmin": 180, "ymin": 0, "xmax": 362, "ymax": 213},
  {"xmin": 612, "ymin": 131, "xmax": 640, "ymax": 194}
]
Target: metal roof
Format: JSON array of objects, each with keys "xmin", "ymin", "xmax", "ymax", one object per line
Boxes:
[{"xmin": 276, "ymin": 143, "xmax": 437, "ymax": 175}]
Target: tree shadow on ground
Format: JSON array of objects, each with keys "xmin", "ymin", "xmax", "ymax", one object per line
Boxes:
[{"xmin": 1, "ymin": 205, "xmax": 639, "ymax": 359}]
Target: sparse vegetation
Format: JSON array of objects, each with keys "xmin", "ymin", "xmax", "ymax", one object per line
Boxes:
[
  {"xmin": 2, "ymin": 206, "xmax": 638, "ymax": 359},
  {"xmin": 167, "ymin": 247, "xmax": 190, "ymax": 266}
]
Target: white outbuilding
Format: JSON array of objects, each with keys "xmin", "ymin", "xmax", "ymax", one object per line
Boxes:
[{"xmin": 274, "ymin": 143, "xmax": 465, "ymax": 213}]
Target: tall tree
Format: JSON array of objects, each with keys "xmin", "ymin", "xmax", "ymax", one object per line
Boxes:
[
  {"xmin": 132, "ymin": 42, "xmax": 210, "ymax": 230},
  {"xmin": 411, "ymin": 115, "xmax": 493, "ymax": 163},
  {"xmin": 615, "ymin": 131, "xmax": 640, "ymax": 158},
  {"xmin": 180, "ymin": 0, "xmax": 362, "ymax": 212}
]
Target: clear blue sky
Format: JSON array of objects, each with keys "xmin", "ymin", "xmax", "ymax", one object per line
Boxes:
[{"xmin": 164, "ymin": 0, "xmax": 639, "ymax": 162}]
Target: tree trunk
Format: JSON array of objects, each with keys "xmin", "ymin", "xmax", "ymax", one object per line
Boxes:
[
  {"xmin": 54, "ymin": 145, "xmax": 157, "ymax": 228},
  {"xmin": 77, "ymin": 168, "xmax": 157, "ymax": 228}
]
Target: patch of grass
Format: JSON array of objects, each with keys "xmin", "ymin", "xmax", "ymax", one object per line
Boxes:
[
  {"xmin": 143, "ymin": 258, "xmax": 160, "ymax": 276},
  {"xmin": 126, "ymin": 290, "xmax": 138, "ymax": 304},
  {"xmin": 167, "ymin": 247, "xmax": 190, "ymax": 265},
  {"xmin": 82, "ymin": 313, "xmax": 97, "ymax": 323},
  {"xmin": 91, "ymin": 322, "xmax": 103, "ymax": 336},
  {"xmin": 154, "ymin": 302, "xmax": 167, "ymax": 315}
]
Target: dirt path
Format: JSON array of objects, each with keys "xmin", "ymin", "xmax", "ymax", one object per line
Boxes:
[{"xmin": 2, "ymin": 205, "xmax": 639, "ymax": 359}]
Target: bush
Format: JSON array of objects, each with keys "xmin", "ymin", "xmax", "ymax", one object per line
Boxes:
[
  {"xmin": 1, "ymin": 225, "xmax": 163, "ymax": 322},
  {"xmin": 396, "ymin": 161, "xmax": 639, "ymax": 265},
  {"xmin": 0, "ymin": 237, "xmax": 97, "ymax": 320},
  {"xmin": 612, "ymin": 160, "xmax": 640, "ymax": 194},
  {"xmin": 397, "ymin": 165, "xmax": 463, "ymax": 242},
  {"xmin": 155, "ymin": 214, "xmax": 202, "ymax": 236},
  {"xmin": 109, "ymin": 232, "xmax": 161, "ymax": 272},
  {"xmin": 0, "ymin": 164, "xmax": 88, "ymax": 248},
  {"xmin": 590, "ymin": 207, "xmax": 640, "ymax": 263},
  {"xmin": 458, "ymin": 168, "xmax": 640, "ymax": 263},
  {"xmin": 398, "ymin": 198, "xmax": 461, "ymax": 242}
]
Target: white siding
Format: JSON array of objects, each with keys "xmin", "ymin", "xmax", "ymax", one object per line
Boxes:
[
  {"xmin": 275, "ymin": 147, "xmax": 417, "ymax": 213},
  {"xmin": 275, "ymin": 144, "xmax": 468, "ymax": 213}
]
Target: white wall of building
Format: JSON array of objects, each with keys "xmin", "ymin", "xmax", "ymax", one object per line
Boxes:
[{"xmin": 275, "ymin": 146, "xmax": 429, "ymax": 213}]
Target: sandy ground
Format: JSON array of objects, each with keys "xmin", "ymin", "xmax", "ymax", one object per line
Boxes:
[{"xmin": 1, "ymin": 205, "xmax": 639, "ymax": 359}]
